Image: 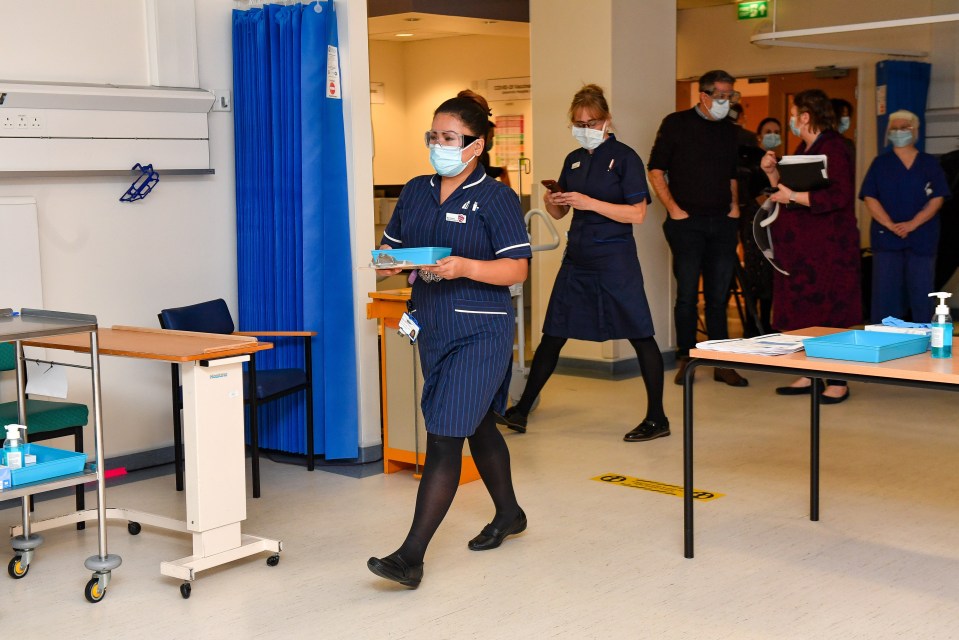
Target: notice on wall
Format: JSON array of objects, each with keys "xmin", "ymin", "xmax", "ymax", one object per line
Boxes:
[
  {"xmin": 876, "ymin": 84, "xmax": 887, "ymax": 116},
  {"xmin": 494, "ymin": 115, "xmax": 524, "ymax": 171},
  {"xmin": 487, "ymin": 77, "xmax": 531, "ymax": 101},
  {"xmin": 370, "ymin": 82, "xmax": 385, "ymax": 104}
]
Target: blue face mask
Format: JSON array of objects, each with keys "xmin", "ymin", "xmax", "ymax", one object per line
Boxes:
[
  {"xmin": 838, "ymin": 116, "xmax": 851, "ymax": 134},
  {"xmin": 888, "ymin": 130, "xmax": 914, "ymax": 148},
  {"xmin": 761, "ymin": 133, "xmax": 781, "ymax": 150},
  {"xmin": 429, "ymin": 144, "xmax": 473, "ymax": 177},
  {"xmin": 789, "ymin": 116, "xmax": 802, "ymax": 137}
]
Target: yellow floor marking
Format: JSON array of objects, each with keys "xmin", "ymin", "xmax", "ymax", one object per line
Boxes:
[{"xmin": 592, "ymin": 473, "xmax": 723, "ymax": 501}]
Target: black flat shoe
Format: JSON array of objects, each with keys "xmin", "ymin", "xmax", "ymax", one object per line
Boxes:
[
  {"xmin": 623, "ymin": 419, "xmax": 670, "ymax": 442},
  {"xmin": 468, "ymin": 509, "xmax": 527, "ymax": 551},
  {"xmin": 367, "ymin": 553, "xmax": 423, "ymax": 589},
  {"xmin": 495, "ymin": 407, "xmax": 527, "ymax": 433},
  {"xmin": 775, "ymin": 384, "xmax": 813, "ymax": 395},
  {"xmin": 819, "ymin": 386, "xmax": 851, "ymax": 405},
  {"xmin": 775, "ymin": 379, "xmax": 823, "ymax": 396}
]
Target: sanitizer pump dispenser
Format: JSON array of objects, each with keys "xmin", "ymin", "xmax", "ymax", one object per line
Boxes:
[
  {"xmin": 929, "ymin": 292, "xmax": 953, "ymax": 359},
  {"xmin": 3, "ymin": 424, "xmax": 25, "ymax": 469}
]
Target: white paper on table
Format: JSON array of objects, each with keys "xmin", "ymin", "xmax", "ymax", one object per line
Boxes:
[
  {"xmin": 25, "ymin": 361, "xmax": 68, "ymax": 398},
  {"xmin": 695, "ymin": 334, "xmax": 812, "ymax": 356}
]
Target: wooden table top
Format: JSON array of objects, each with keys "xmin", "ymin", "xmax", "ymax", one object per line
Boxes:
[
  {"xmin": 691, "ymin": 327, "xmax": 959, "ymax": 385},
  {"xmin": 26, "ymin": 325, "xmax": 272, "ymax": 363}
]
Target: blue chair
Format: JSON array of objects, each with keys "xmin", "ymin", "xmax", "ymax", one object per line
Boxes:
[
  {"xmin": 158, "ymin": 299, "xmax": 315, "ymax": 498},
  {"xmin": 0, "ymin": 342, "xmax": 88, "ymax": 529}
]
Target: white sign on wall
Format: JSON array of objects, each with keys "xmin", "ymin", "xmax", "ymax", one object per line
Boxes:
[
  {"xmin": 370, "ymin": 82, "xmax": 385, "ymax": 104},
  {"xmin": 487, "ymin": 77, "xmax": 531, "ymax": 101}
]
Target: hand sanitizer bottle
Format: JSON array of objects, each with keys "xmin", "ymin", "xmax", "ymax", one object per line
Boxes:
[
  {"xmin": 929, "ymin": 292, "xmax": 953, "ymax": 359},
  {"xmin": 3, "ymin": 424, "xmax": 25, "ymax": 470}
]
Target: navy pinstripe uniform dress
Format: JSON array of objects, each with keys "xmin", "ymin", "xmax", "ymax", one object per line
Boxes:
[
  {"xmin": 544, "ymin": 133, "xmax": 655, "ymax": 341},
  {"xmin": 381, "ymin": 164, "xmax": 532, "ymax": 437}
]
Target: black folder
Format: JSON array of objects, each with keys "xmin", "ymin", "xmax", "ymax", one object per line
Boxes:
[{"xmin": 777, "ymin": 155, "xmax": 829, "ymax": 191}]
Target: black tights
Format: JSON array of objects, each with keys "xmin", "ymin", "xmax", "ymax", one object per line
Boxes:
[
  {"xmin": 396, "ymin": 410, "xmax": 520, "ymax": 565},
  {"xmin": 511, "ymin": 334, "xmax": 666, "ymax": 423}
]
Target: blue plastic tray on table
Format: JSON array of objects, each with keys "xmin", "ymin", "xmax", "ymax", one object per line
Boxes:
[
  {"xmin": 803, "ymin": 330, "xmax": 930, "ymax": 363},
  {"xmin": 8, "ymin": 443, "xmax": 87, "ymax": 487}
]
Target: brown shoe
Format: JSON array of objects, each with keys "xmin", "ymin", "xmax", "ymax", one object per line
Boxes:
[
  {"xmin": 713, "ymin": 368, "xmax": 748, "ymax": 387},
  {"xmin": 673, "ymin": 356, "xmax": 690, "ymax": 385}
]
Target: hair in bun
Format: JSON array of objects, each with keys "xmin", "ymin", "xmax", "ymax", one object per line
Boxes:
[{"xmin": 569, "ymin": 84, "xmax": 611, "ymax": 122}]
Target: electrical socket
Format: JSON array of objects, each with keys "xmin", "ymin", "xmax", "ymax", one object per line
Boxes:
[
  {"xmin": 16, "ymin": 114, "xmax": 29, "ymax": 128},
  {"xmin": 1, "ymin": 114, "xmax": 14, "ymax": 129},
  {"xmin": 29, "ymin": 115, "xmax": 42, "ymax": 129}
]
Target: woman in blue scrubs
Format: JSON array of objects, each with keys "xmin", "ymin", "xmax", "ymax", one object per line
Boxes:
[
  {"xmin": 368, "ymin": 97, "xmax": 532, "ymax": 589},
  {"xmin": 497, "ymin": 84, "xmax": 668, "ymax": 443},
  {"xmin": 860, "ymin": 110, "xmax": 950, "ymax": 322}
]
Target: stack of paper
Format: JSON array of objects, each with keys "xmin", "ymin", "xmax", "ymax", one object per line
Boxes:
[{"xmin": 695, "ymin": 334, "xmax": 810, "ymax": 356}]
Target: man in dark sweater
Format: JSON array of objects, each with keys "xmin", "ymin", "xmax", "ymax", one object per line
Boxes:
[{"xmin": 648, "ymin": 69, "xmax": 748, "ymax": 387}]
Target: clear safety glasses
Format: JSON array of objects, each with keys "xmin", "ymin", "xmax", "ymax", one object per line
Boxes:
[{"xmin": 424, "ymin": 130, "xmax": 479, "ymax": 149}]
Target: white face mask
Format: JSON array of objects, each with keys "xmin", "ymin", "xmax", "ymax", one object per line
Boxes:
[
  {"xmin": 571, "ymin": 121, "xmax": 607, "ymax": 150},
  {"xmin": 708, "ymin": 99, "xmax": 730, "ymax": 120},
  {"xmin": 761, "ymin": 132, "xmax": 782, "ymax": 150}
]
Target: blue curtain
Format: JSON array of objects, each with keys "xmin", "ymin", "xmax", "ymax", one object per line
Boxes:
[
  {"xmin": 232, "ymin": 1, "xmax": 358, "ymax": 460},
  {"xmin": 875, "ymin": 60, "xmax": 932, "ymax": 153}
]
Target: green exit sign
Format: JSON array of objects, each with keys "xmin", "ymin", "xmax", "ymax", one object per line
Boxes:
[{"xmin": 737, "ymin": 1, "xmax": 769, "ymax": 20}]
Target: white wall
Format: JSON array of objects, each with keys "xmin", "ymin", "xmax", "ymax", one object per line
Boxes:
[
  {"xmin": 0, "ymin": 0, "xmax": 238, "ymax": 457},
  {"xmin": 369, "ymin": 35, "xmax": 532, "ymax": 188},
  {"xmin": 0, "ymin": 0, "xmax": 381, "ymax": 458}
]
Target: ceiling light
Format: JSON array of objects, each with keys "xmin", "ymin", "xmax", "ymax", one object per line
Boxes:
[
  {"xmin": 404, "ymin": 17, "xmax": 420, "ymax": 22},
  {"xmin": 395, "ymin": 33, "xmax": 414, "ymax": 37},
  {"xmin": 484, "ymin": 20, "xmax": 498, "ymax": 25}
]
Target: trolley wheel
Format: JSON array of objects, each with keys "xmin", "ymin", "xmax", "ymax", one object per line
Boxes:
[
  {"xmin": 84, "ymin": 577, "xmax": 106, "ymax": 603},
  {"xmin": 266, "ymin": 554, "xmax": 280, "ymax": 567},
  {"xmin": 8, "ymin": 556, "xmax": 28, "ymax": 579},
  {"xmin": 127, "ymin": 521, "xmax": 142, "ymax": 535},
  {"xmin": 180, "ymin": 582, "xmax": 192, "ymax": 599}
]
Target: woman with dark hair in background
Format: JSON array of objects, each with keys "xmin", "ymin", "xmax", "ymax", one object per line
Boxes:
[
  {"xmin": 760, "ymin": 89, "xmax": 861, "ymax": 403},
  {"xmin": 497, "ymin": 84, "xmax": 668, "ymax": 442},
  {"xmin": 368, "ymin": 96, "xmax": 532, "ymax": 588}
]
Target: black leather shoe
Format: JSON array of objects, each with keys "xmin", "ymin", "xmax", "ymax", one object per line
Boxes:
[
  {"xmin": 819, "ymin": 386, "xmax": 851, "ymax": 404},
  {"xmin": 367, "ymin": 553, "xmax": 423, "ymax": 589},
  {"xmin": 468, "ymin": 509, "xmax": 527, "ymax": 551},
  {"xmin": 714, "ymin": 368, "xmax": 748, "ymax": 387},
  {"xmin": 623, "ymin": 419, "xmax": 670, "ymax": 442},
  {"xmin": 495, "ymin": 407, "xmax": 527, "ymax": 433}
]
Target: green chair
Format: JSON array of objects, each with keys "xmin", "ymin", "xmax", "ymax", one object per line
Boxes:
[{"xmin": 0, "ymin": 342, "xmax": 89, "ymax": 529}]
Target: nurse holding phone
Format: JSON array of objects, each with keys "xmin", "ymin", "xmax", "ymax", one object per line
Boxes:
[{"xmin": 497, "ymin": 84, "xmax": 669, "ymax": 443}]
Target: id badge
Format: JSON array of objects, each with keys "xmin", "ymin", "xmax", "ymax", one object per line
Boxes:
[{"xmin": 398, "ymin": 312, "xmax": 421, "ymax": 344}]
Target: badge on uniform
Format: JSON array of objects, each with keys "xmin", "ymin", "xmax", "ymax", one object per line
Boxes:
[
  {"xmin": 446, "ymin": 212, "xmax": 467, "ymax": 224},
  {"xmin": 398, "ymin": 312, "xmax": 421, "ymax": 344}
]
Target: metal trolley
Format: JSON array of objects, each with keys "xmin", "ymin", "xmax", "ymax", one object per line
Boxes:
[{"xmin": 1, "ymin": 308, "xmax": 119, "ymax": 602}]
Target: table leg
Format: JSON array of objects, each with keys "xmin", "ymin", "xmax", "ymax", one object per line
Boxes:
[
  {"xmin": 683, "ymin": 359, "xmax": 698, "ymax": 559},
  {"xmin": 810, "ymin": 377, "xmax": 821, "ymax": 521}
]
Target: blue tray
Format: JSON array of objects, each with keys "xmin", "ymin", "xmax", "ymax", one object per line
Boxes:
[
  {"xmin": 371, "ymin": 247, "xmax": 451, "ymax": 268},
  {"xmin": 9, "ymin": 444, "xmax": 87, "ymax": 487},
  {"xmin": 803, "ymin": 330, "xmax": 930, "ymax": 363}
]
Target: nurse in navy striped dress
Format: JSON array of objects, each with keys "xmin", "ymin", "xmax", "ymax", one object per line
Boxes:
[
  {"xmin": 367, "ymin": 97, "xmax": 532, "ymax": 589},
  {"xmin": 496, "ymin": 84, "xmax": 669, "ymax": 443}
]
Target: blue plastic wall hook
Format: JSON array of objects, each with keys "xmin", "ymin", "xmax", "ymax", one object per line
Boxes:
[{"xmin": 120, "ymin": 163, "xmax": 160, "ymax": 202}]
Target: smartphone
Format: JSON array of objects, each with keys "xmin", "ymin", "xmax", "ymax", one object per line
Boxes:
[{"xmin": 541, "ymin": 179, "xmax": 563, "ymax": 193}]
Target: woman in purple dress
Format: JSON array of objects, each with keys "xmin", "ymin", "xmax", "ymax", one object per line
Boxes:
[{"xmin": 760, "ymin": 89, "xmax": 861, "ymax": 403}]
